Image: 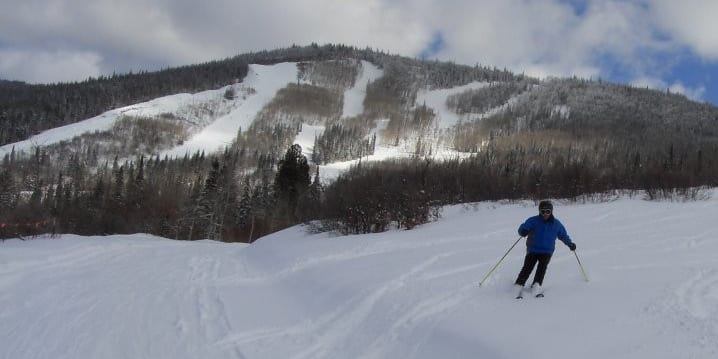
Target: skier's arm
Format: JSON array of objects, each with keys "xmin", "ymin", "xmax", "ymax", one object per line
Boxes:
[
  {"xmin": 518, "ymin": 218, "xmax": 534, "ymax": 237},
  {"xmin": 557, "ymin": 222, "xmax": 575, "ymax": 250}
]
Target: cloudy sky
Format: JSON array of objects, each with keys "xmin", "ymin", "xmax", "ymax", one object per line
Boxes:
[{"xmin": 1, "ymin": 0, "xmax": 717, "ymax": 105}]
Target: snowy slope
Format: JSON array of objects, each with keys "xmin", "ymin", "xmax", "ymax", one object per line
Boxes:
[
  {"xmin": 3, "ymin": 192, "xmax": 718, "ymax": 359},
  {"xmin": 0, "ymin": 59, "xmax": 491, "ymax": 180},
  {"xmin": 0, "ymin": 85, "xmax": 231, "ymax": 158},
  {"xmin": 0, "ymin": 63, "xmax": 298, "ymax": 159},
  {"xmin": 162, "ymin": 63, "xmax": 298, "ymax": 158},
  {"xmin": 342, "ymin": 61, "xmax": 383, "ymax": 119},
  {"xmin": 415, "ymin": 81, "xmax": 489, "ymax": 129}
]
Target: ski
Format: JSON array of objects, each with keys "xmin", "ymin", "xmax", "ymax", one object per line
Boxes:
[{"xmin": 517, "ymin": 292, "xmax": 544, "ymax": 298}]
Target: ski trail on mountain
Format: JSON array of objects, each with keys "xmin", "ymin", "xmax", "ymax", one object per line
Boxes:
[
  {"xmin": 342, "ymin": 60, "xmax": 383, "ymax": 118},
  {"xmin": 163, "ymin": 62, "xmax": 298, "ymax": 157}
]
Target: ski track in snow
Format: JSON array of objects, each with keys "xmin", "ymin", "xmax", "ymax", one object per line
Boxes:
[
  {"xmin": 650, "ymin": 268, "xmax": 718, "ymax": 358},
  {"xmin": 3, "ymin": 194, "xmax": 718, "ymax": 358}
]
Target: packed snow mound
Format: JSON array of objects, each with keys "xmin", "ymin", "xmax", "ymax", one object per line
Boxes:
[{"xmin": 2, "ymin": 191, "xmax": 718, "ymax": 359}]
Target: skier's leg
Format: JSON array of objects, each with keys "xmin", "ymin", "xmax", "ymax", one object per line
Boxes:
[
  {"xmin": 532, "ymin": 254, "xmax": 552, "ymax": 286},
  {"xmin": 515, "ymin": 253, "xmax": 538, "ymax": 286}
]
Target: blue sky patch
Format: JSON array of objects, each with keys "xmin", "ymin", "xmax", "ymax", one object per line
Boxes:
[{"xmin": 419, "ymin": 31, "xmax": 445, "ymax": 60}]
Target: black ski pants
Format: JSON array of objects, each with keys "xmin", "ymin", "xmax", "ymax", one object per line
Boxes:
[{"xmin": 515, "ymin": 253, "xmax": 552, "ymax": 286}]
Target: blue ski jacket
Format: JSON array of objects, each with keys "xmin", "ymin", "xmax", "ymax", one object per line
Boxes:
[{"xmin": 518, "ymin": 215, "xmax": 573, "ymax": 254}]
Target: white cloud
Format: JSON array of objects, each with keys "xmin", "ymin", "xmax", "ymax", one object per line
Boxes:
[
  {"xmin": 163, "ymin": 0, "xmax": 433, "ymax": 62},
  {"xmin": 0, "ymin": 49, "xmax": 102, "ymax": 84},
  {"xmin": 631, "ymin": 76, "xmax": 706, "ymax": 102},
  {"xmin": 427, "ymin": 0, "xmax": 674, "ymax": 80},
  {"xmin": 650, "ymin": 0, "xmax": 718, "ymax": 60},
  {"xmin": 0, "ymin": 0, "xmax": 435, "ymax": 81},
  {"xmin": 670, "ymin": 82, "xmax": 706, "ymax": 101},
  {"xmin": 0, "ymin": 0, "xmax": 715, "ymax": 95}
]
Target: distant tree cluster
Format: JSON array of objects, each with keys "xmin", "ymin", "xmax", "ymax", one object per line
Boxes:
[
  {"xmin": 298, "ymin": 59, "xmax": 359, "ymax": 90},
  {"xmin": 446, "ymin": 81, "xmax": 530, "ymax": 114},
  {"xmin": 421, "ymin": 60, "xmax": 529, "ymax": 90},
  {"xmin": 380, "ymin": 105, "xmax": 438, "ymax": 149},
  {"xmin": 266, "ymin": 83, "xmax": 343, "ymax": 124},
  {"xmin": 0, "ymin": 143, "xmax": 323, "ymax": 241},
  {"xmin": 319, "ymin": 133, "xmax": 718, "ymax": 235},
  {"xmin": 311, "ymin": 123, "xmax": 376, "ymax": 164},
  {"xmin": 322, "ymin": 159, "xmax": 439, "ymax": 234}
]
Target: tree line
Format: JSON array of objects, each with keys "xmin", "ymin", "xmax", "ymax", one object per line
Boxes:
[
  {"xmin": 2, "ymin": 131, "xmax": 717, "ymax": 240},
  {"xmin": 319, "ymin": 133, "xmax": 718, "ymax": 235},
  {"xmin": 0, "ymin": 142, "xmax": 322, "ymax": 241}
]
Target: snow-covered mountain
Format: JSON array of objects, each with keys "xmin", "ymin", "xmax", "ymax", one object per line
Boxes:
[
  {"xmin": 3, "ymin": 192, "xmax": 718, "ymax": 359},
  {"xmin": 0, "ymin": 59, "xmax": 486, "ymax": 180},
  {"xmin": 3, "ymin": 44, "xmax": 718, "ymax": 243},
  {"xmin": 3, "ymin": 44, "xmax": 718, "ymax": 173}
]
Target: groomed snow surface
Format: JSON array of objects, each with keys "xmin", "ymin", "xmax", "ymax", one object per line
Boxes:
[{"xmin": 3, "ymin": 192, "xmax": 718, "ymax": 359}]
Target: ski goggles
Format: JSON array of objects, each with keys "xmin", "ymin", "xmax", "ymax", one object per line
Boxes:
[{"xmin": 540, "ymin": 209, "xmax": 552, "ymax": 215}]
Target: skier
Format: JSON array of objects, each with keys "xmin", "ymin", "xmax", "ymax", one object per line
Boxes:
[{"xmin": 514, "ymin": 200, "xmax": 576, "ymax": 298}]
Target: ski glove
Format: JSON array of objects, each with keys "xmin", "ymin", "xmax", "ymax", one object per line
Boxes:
[
  {"xmin": 519, "ymin": 229, "xmax": 529, "ymax": 237},
  {"xmin": 568, "ymin": 242, "xmax": 576, "ymax": 251}
]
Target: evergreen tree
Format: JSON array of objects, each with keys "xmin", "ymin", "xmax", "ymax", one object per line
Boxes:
[
  {"xmin": 126, "ymin": 156, "xmax": 146, "ymax": 228},
  {"xmin": 54, "ymin": 172, "xmax": 64, "ymax": 215},
  {"xmin": 274, "ymin": 144, "xmax": 310, "ymax": 225},
  {"xmin": 194, "ymin": 158, "xmax": 222, "ymax": 240},
  {"xmin": 0, "ymin": 169, "xmax": 16, "ymax": 211},
  {"xmin": 297, "ymin": 167, "xmax": 323, "ymax": 222},
  {"xmin": 238, "ymin": 181, "xmax": 253, "ymax": 227}
]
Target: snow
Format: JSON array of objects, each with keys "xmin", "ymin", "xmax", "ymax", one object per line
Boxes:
[
  {"xmin": 0, "ymin": 60, "xmax": 481, "ymax": 181},
  {"xmin": 0, "ymin": 63, "xmax": 299, "ymax": 160},
  {"xmin": 293, "ymin": 124, "xmax": 325, "ymax": 160},
  {"xmin": 292, "ymin": 60, "xmax": 386, "ymax": 177},
  {"xmin": 0, "ymin": 60, "xmax": 379, "ymax": 161},
  {"xmin": 0, "ymin": 85, "xmax": 234, "ymax": 158},
  {"xmin": 415, "ymin": 81, "xmax": 489, "ymax": 129},
  {"xmin": 552, "ymin": 104, "xmax": 571, "ymax": 120},
  {"xmin": 0, "ymin": 94, "xmax": 175, "ymax": 157},
  {"xmin": 163, "ymin": 63, "xmax": 298, "ymax": 158},
  {"xmin": 342, "ymin": 61, "xmax": 383, "ymax": 119},
  {"xmin": 3, "ymin": 191, "xmax": 718, "ymax": 358},
  {"xmin": 317, "ymin": 142, "xmax": 406, "ymax": 183}
]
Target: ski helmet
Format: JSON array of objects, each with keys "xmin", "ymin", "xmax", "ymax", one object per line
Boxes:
[{"xmin": 538, "ymin": 200, "xmax": 553, "ymax": 212}]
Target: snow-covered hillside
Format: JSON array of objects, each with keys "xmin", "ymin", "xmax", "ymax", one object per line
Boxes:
[
  {"xmin": 0, "ymin": 58, "xmax": 489, "ymax": 182},
  {"xmin": 341, "ymin": 61, "xmax": 383, "ymax": 119},
  {"xmin": 0, "ymin": 63, "xmax": 299, "ymax": 160},
  {"xmin": 415, "ymin": 81, "xmax": 488, "ymax": 129},
  {"xmin": 161, "ymin": 63, "xmax": 298, "ymax": 158},
  {"xmin": 3, "ymin": 192, "xmax": 718, "ymax": 359}
]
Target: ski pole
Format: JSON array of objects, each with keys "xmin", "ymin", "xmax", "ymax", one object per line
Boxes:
[
  {"xmin": 479, "ymin": 236, "xmax": 523, "ymax": 287},
  {"xmin": 573, "ymin": 251, "xmax": 589, "ymax": 282}
]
